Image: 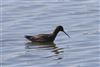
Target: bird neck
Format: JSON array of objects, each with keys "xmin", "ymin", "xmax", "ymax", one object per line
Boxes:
[{"xmin": 52, "ymin": 28, "xmax": 59, "ymax": 40}]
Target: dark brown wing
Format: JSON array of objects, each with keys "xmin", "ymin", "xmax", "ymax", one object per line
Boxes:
[{"xmin": 27, "ymin": 34, "xmax": 52, "ymax": 42}]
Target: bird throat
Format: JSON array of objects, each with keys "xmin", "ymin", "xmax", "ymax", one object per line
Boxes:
[{"xmin": 52, "ymin": 28, "xmax": 60, "ymax": 40}]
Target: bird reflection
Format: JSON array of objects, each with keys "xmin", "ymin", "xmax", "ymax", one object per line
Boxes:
[{"xmin": 25, "ymin": 42, "xmax": 64, "ymax": 60}]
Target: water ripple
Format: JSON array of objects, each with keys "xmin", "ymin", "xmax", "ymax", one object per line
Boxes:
[{"xmin": 1, "ymin": 0, "xmax": 99, "ymax": 67}]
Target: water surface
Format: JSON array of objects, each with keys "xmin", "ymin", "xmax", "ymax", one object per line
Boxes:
[{"xmin": 1, "ymin": 0, "xmax": 100, "ymax": 67}]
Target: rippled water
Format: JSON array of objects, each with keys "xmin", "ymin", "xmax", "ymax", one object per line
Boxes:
[{"xmin": 1, "ymin": 0, "xmax": 100, "ymax": 67}]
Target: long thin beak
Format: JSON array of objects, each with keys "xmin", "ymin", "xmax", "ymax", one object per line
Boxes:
[{"xmin": 63, "ymin": 31, "xmax": 70, "ymax": 38}]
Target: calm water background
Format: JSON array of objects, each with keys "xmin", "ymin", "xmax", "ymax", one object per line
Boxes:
[{"xmin": 1, "ymin": 0, "xmax": 100, "ymax": 67}]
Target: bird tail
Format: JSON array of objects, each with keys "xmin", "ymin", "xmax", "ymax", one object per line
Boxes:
[{"xmin": 25, "ymin": 35, "xmax": 32, "ymax": 40}]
